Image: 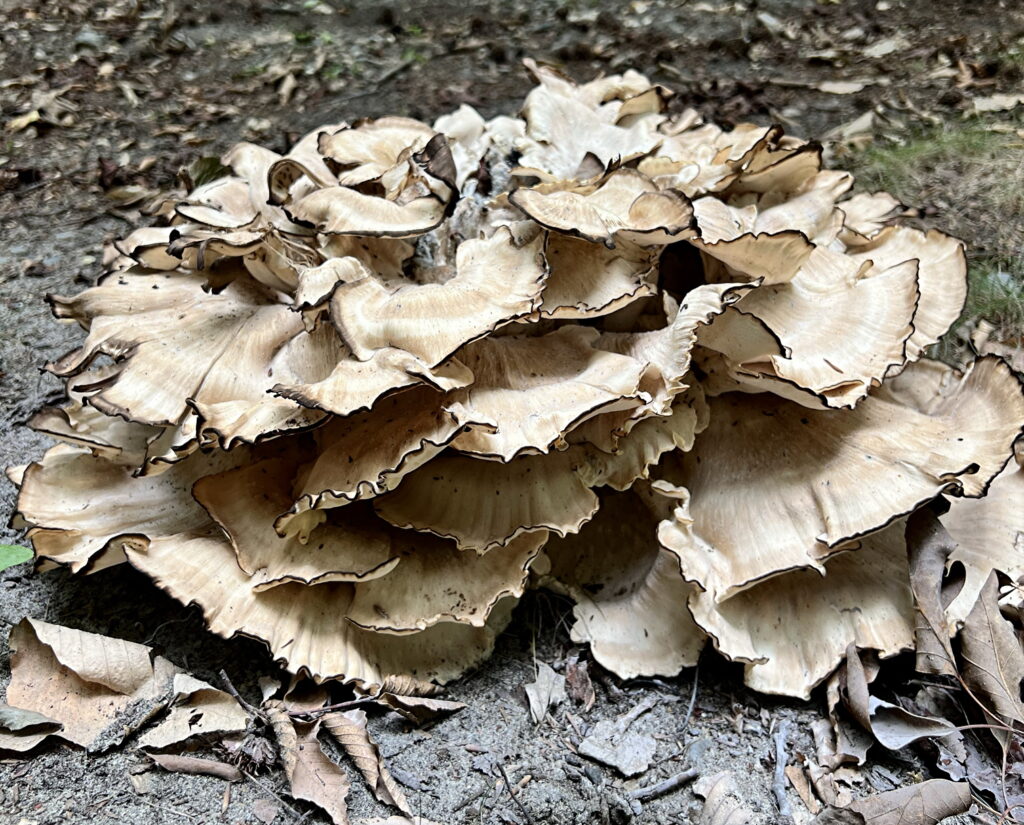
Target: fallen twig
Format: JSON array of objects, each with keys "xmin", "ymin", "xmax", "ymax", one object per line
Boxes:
[
  {"xmin": 628, "ymin": 767, "xmax": 699, "ymax": 802},
  {"xmin": 219, "ymin": 668, "xmax": 265, "ymax": 721},
  {"xmin": 496, "ymin": 760, "xmax": 535, "ymax": 825}
]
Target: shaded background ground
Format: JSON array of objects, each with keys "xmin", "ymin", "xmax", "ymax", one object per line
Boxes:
[{"xmin": 1, "ymin": 0, "xmax": 1023, "ymax": 822}]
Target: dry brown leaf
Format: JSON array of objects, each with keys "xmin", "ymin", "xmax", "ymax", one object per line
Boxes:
[
  {"xmin": 363, "ymin": 675, "xmax": 444, "ymax": 698},
  {"xmin": 905, "ymin": 508, "xmax": 961, "ymax": 676},
  {"xmin": 786, "ymin": 764, "xmax": 821, "ymax": 814},
  {"xmin": 266, "ymin": 701, "xmax": 351, "ymax": 825},
  {"xmin": 960, "ymin": 571, "xmax": 1024, "ymax": 729},
  {"xmin": 565, "ymin": 654, "xmax": 596, "ymax": 711},
  {"xmin": 148, "ymin": 752, "xmax": 243, "ymax": 782},
  {"xmin": 374, "ymin": 694, "xmax": 467, "ymax": 726},
  {"xmin": 6, "ymin": 618, "xmax": 180, "ymax": 751},
  {"xmin": 138, "ymin": 672, "xmax": 250, "ymax": 750},
  {"xmin": 847, "ymin": 779, "xmax": 970, "ymax": 824},
  {"xmin": 322, "ymin": 710, "xmax": 411, "ymax": 815},
  {"xmin": 841, "ymin": 645, "xmax": 957, "ymax": 751},
  {"xmin": 524, "ymin": 662, "xmax": 567, "ymax": 724},
  {"xmin": 694, "ymin": 771, "xmax": 756, "ymax": 825}
]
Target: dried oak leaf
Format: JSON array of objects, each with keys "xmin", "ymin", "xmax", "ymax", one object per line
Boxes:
[
  {"xmin": 266, "ymin": 700, "xmax": 351, "ymax": 825},
  {"xmin": 323, "ymin": 709, "xmax": 411, "ymax": 814}
]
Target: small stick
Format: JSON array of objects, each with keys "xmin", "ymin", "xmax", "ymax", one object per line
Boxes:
[
  {"xmin": 287, "ymin": 688, "xmax": 385, "ymax": 718},
  {"xmin": 496, "ymin": 760, "xmax": 535, "ymax": 825},
  {"xmin": 682, "ymin": 663, "xmax": 700, "ymax": 730},
  {"xmin": 773, "ymin": 719, "xmax": 794, "ymax": 823},
  {"xmin": 628, "ymin": 767, "xmax": 699, "ymax": 802},
  {"xmin": 219, "ymin": 669, "xmax": 264, "ymax": 720}
]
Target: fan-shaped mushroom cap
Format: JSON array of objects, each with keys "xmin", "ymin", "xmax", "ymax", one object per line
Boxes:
[
  {"xmin": 845, "ymin": 227, "xmax": 966, "ymax": 360},
  {"xmin": 195, "ymin": 453, "xmax": 400, "ymax": 590},
  {"xmin": 688, "ymin": 197, "xmax": 814, "ymax": 285},
  {"xmin": 546, "ymin": 490, "xmax": 705, "ymax": 679},
  {"xmin": 15, "ymin": 445, "xmax": 242, "ymax": 573},
  {"xmin": 574, "ymin": 389, "xmax": 707, "ymax": 491},
  {"xmin": 700, "ymin": 247, "xmax": 920, "ymax": 408},
  {"xmin": 276, "ymin": 387, "xmax": 487, "ymax": 536},
  {"xmin": 839, "ymin": 191, "xmax": 902, "ymax": 242},
  {"xmin": 375, "ymin": 452, "xmax": 599, "ymax": 553},
  {"xmin": 689, "ymin": 520, "xmax": 914, "ymax": 699},
  {"xmin": 448, "ymin": 326, "xmax": 646, "ymax": 461},
  {"xmin": 125, "ymin": 529, "xmax": 513, "ymax": 685},
  {"xmin": 330, "ymin": 227, "xmax": 546, "ymax": 366},
  {"xmin": 515, "ymin": 60, "xmax": 665, "ymax": 181},
  {"xmin": 318, "ymin": 117, "xmax": 437, "ymax": 187},
  {"xmin": 536, "ymin": 233, "xmax": 658, "ymax": 319},
  {"xmin": 510, "ymin": 169, "xmax": 695, "ymax": 247},
  {"xmin": 345, "ymin": 530, "xmax": 546, "ymax": 633},
  {"xmin": 271, "ymin": 347, "xmax": 473, "ymax": 418},
  {"xmin": 656, "ymin": 357, "xmax": 1024, "ymax": 602}
]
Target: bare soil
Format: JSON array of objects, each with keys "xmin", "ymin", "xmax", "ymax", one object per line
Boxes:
[{"xmin": 2, "ymin": 1, "xmax": 1022, "ymax": 822}]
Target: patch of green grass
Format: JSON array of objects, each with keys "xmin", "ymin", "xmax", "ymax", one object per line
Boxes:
[{"xmin": 964, "ymin": 264, "xmax": 1024, "ymax": 331}]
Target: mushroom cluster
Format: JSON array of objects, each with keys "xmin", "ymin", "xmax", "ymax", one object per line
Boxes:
[{"xmin": 12, "ymin": 62, "xmax": 1024, "ymax": 698}]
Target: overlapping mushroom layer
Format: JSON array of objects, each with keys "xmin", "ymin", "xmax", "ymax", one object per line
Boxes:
[{"xmin": 13, "ymin": 62, "xmax": 1024, "ymax": 697}]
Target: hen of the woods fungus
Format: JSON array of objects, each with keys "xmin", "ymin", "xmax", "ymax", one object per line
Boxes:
[{"xmin": 11, "ymin": 62, "xmax": 1024, "ymax": 700}]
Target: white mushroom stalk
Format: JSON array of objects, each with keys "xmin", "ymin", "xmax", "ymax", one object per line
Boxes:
[{"xmin": 13, "ymin": 61, "xmax": 1024, "ymax": 697}]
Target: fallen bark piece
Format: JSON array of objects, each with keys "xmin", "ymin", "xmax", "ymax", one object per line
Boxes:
[
  {"xmin": 578, "ymin": 697, "xmax": 658, "ymax": 777},
  {"xmin": 322, "ymin": 710, "xmax": 411, "ymax": 815},
  {"xmin": 265, "ymin": 701, "xmax": 351, "ymax": 825},
  {"xmin": 148, "ymin": 752, "xmax": 243, "ymax": 782},
  {"xmin": 524, "ymin": 662, "xmax": 567, "ymax": 724},
  {"xmin": 6, "ymin": 617, "xmax": 181, "ymax": 752}
]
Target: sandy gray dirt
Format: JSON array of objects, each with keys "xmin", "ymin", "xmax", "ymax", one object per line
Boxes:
[{"xmin": 3, "ymin": 0, "xmax": 1020, "ymax": 821}]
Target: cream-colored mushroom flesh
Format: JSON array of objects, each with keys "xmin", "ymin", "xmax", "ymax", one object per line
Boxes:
[{"xmin": 14, "ymin": 61, "xmax": 1022, "ymax": 698}]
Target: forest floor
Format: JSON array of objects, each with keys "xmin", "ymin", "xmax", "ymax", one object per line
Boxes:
[{"xmin": 1, "ymin": 0, "xmax": 1023, "ymax": 823}]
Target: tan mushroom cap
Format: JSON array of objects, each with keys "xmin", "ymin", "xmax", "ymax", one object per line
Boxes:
[
  {"xmin": 448, "ymin": 326, "xmax": 646, "ymax": 462},
  {"xmin": 29, "ymin": 366, "xmax": 160, "ymax": 466},
  {"xmin": 656, "ymin": 356, "xmax": 1024, "ymax": 602},
  {"xmin": 545, "ymin": 490, "xmax": 705, "ymax": 679},
  {"xmin": 845, "ymin": 226, "xmax": 966, "ymax": 360},
  {"xmin": 271, "ymin": 347, "xmax": 473, "ymax": 418},
  {"xmin": 346, "ymin": 530, "xmax": 546, "ymax": 634},
  {"xmin": 374, "ymin": 451, "xmax": 599, "ymax": 553},
  {"xmin": 293, "ymin": 258, "xmax": 368, "ymax": 311},
  {"xmin": 15, "ymin": 444, "xmax": 241, "ymax": 574},
  {"xmin": 49, "ymin": 274, "xmax": 332, "ymax": 439},
  {"xmin": 639, "ymin": 120, "xmax": 780, "ymax": 195},
  {"xmin": 689, "ymin": 520, "xmax": 914, "ymax": 699},
  {"xmin": 125, "ymin": 529, "xmax": 513, "ymax": 685},
  {"xmin": 701, "ymin": 247, "xmax": 920, "ymax": 408},
  {"xmin": 515, "ymin": 62, "xmax": 665, "ymax": 181},
  {"xmin": 839, "ymin": 191, "xmax": 902, "ymax": 243},
  {"xmin": 511, "ymin": 170, "xmax": 695, "ymax": 247},
  {"xmin": 317, "ymin": 117, "xmax": 437, "ymax": 188},
  {"xmin": 285, "ymin": 183, "xmax": 450, "ymax": 238},
  {"xmin": 113, "ymin": 226, "xmax": 187, "ymax": 271},
  {"xmin": 195, "ymin": 453, "xmax": 400, "ymax": 591},
  {"xmin": 175, "ymin": 176, "xmax": 259, "ymax": 229},
  {"xmin": 330, "ymin": 227, "xmax": 546, "ymax": 366},
  {"xmin": 688, "ymin": 197, "xmax": 814, "ymax": 285},
  {"xmin": 574, "ymin": 388, "xmax": 707, "ymax": 491},
  {"xmin": 536, "ymin": 233, "xmax": 658, "ymax": 319},
  {"xmin": 596, "ymin": 281, "xmax": 757, "ymax": 422},
  {"xmin": 276, "ymin": 387, "xmax": 486, "ymax": 537}
]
